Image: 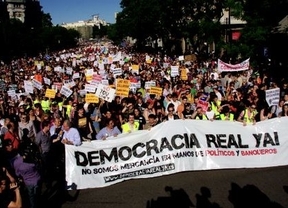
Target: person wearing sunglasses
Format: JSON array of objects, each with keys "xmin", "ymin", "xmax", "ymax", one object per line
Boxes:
[
  {"xmin": 237, "ymin": 101, "xmax": 257, "ymax": 126},
  {"xmin": 163, "ymin": 105, "xmax": 180, "ymax": 121}
]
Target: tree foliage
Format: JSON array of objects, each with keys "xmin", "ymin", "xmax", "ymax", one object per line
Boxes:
[
  {"xmin": 114, "ymin": 0, "xmax": 223, "ymax": 55},
  {"xmin": 104, "ymin": 0, "xmax": 288, "ymax": 65},
  {"xmin": 0, "ymin": 11, "xmax": 80, "ymax": 62}
]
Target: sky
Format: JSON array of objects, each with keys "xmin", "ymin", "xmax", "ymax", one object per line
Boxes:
[{"xmin": 40, "ymin": 0, "xmax": 122, "ymax": 25}]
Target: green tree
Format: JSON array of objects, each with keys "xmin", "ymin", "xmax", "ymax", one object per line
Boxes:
[
  {"xmin": 116, "ymin": 0, "xmax": 223, "ymax": 55},
  {"xmin": 42, "ymin": 12, "xmax": 53, "ymax": 28},
  {"xmin": 93, "ymin": 23, "xmax": 108, "ymax": 38},
  {"xmin": 224, "ymin": 0, "xmax": 288, "ymax": 63}
]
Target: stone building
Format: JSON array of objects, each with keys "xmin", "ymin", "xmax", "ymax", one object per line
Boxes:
[
  {"xmin": 1, "ymin": 0, "xmax": 42, "ymax": 28},
  {"xmin": 61, "ymin": 14, "xmax": 108, "ymax": 40}
]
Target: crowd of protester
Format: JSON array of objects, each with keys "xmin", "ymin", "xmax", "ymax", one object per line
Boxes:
[{"xmin": 0, "ymin": 40, "xmax": 287, "ymax": 207}]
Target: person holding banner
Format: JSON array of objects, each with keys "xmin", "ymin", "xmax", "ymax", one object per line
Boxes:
[
  {"xmin": 96, "ymin": 118, "xmax": 121, "ymax": 140},
  {"xmin": 121, "ymin": 113, "xmax": 139, "ymax": 133},
  {"xmin": 163, "ymin": 105, "xmax": 180, "ymax": 121},
  {"xmin": 191, "ymin": 107, "xmax": 209, "ymax": 120},
  {"xmin": 133, "ymin": 108, "xmax": 146, "ymax": 130},
  {"xmin": 259, "ymin": 105, "xmax": 276, "ymax": 121},
  {"xmin": 237, "ymin": 102, "xmax": 257, "ymax": 126}
]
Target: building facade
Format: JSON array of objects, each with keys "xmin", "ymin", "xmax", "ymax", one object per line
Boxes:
[
  {"xmin": 2, "ymin": 0, "xmax": 42, "ymax": 28},
  {"xmin": 61, "ymin": 14, "xmax": 108, "ymax": 40}
]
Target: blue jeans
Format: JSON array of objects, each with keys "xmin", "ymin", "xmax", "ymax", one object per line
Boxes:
[{"xmin": 26, "ymin": 184, "xmax": 40, "ymax": 208}]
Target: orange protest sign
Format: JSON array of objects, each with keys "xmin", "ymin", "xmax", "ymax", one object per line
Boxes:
[{"xmin": 131, "ymin": 65, "xmax": 139, "ymax": 70}]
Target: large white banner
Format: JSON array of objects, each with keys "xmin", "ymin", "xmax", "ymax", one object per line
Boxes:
[
  {"xmin": 66, "ymin": 118, "xmax": 287, "ymax": 190},
  {"xmin": 218, "ymin": 58, "xmax": 250, "ymax": 72}
]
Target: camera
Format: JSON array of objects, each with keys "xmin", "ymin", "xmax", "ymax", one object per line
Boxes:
[{"xmin": 19, "ymin": 142, "xmax": 40, "ymax": 164}]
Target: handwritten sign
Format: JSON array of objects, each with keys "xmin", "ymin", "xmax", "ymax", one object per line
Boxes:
[
  {"xmin": 95, "ymin": 84, "xmax": 115, "ymax": 102},
  {"xmin": 85, "ymin": 94, "xmax": 99, "ymax": 103},
  {"xmin": 24, "ymin": 80, "xmax": 34, "ymax": 94},
  {"xmin": 145, "ymin": 81, "xmax": 156, "ymax": 89},
  {"xmin": 149, "ymin": 87, "xmax": 163, "ymax": 96},
  {"xmin": 43, "ymin": 77, "xmax": 51, "ymax": 85},
  {"xmin": 170, "ymin": 66, "xmax": 179, "ymax": 77},
  {"xmin": 60, "ymin": 85, "xmax": 73, "ymax": 98},
  {"xmin": 131, "ymin": 65, "xmax": 139, "ymax": 74},
  {"xmin": 180, "ymin": 68, "xmax": 188, "ymax": 81},
  {"xmin": 32, "ymin": 79, "xmax": 43, "ymax": 90},
  {"xmin": 85, "ymin": 84, "xmax": 97, "ymax": 93},
  {"xmin": 45, "ymin": 89, "xmax": 56, "ymax": 98},
  {"xmin": 116, "ymin": 79, "xmax": 130, "ymax": 97},
  {"xmin": 265, "ymin": 88, "xmax": 280, "ymax": 106}
]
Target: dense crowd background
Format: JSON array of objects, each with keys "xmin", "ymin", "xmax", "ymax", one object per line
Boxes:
[{"xmin": 0, "ymin": 40, "xmax": 287, "ymax": 208}]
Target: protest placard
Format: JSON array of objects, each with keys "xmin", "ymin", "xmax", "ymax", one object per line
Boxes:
[{"xmin": 45, "ymin": 89, "xmax": 56, "ymax": 98}]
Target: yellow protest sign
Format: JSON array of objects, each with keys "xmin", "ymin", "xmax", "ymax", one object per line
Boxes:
[
  {"xmin": 184, "ymin": 54, "xmax": 197, "ymax": 62},
  {"xmin": 131, "ymin": 65, "xmax": 139, "ymax": 70},
  {"xmin": 45, "ymin": 89, "xmax": 56, "ymax": 98},
  {"xmin": 116, "ymin": 79, "xmax": 130, "ymax": 97},
  {"xmin": 149, "ymin": 87, "xmax": 163, "ymax": 96},
  {"xmin": 85, "ymin": 94, "xmax": 99, "ymax": 103},
  {"xmin": 34, "ymin": 61, "xmax": 44, "ymax": 66},
  {"xmin": 180, "ymin": 68, "xmax": 188, "ymax": 81},
  {"xmin": 85, "ymin": 75, "xmax": 92, "ymax": 82},
  {"xmin": 146, "ymin": 59, "xmax": 152, "ymax": 64},
  {"xmin": 131, "ymin": 65, "xmax": 139, "ymax": 74}
]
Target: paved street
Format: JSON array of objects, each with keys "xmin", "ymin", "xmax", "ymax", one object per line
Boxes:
[{"xmin": 43, "ymin": 165, "xmax": 288, "ymax": 208}]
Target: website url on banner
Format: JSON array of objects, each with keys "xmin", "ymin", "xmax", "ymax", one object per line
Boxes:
[{"xmin": 104, "ymin": 163, "xmax": 175, "ymax": 183}]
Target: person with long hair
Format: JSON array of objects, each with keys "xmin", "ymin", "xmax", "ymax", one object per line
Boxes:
[
  {"xmin": 133, "ymin": 108, "xmax": 146, "ymax": 130},
  {"xmin": 279, "ymin": 103, "xmax": 288, "ymax": 117},
  {"xmin": 72, "ymin": 104, "xmax": 95, "ymax": 141}
]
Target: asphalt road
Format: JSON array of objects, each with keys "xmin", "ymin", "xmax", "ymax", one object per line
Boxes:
[{"xmin": 40, "ymin": 165, "xmax": 288, "ymax": 208}]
